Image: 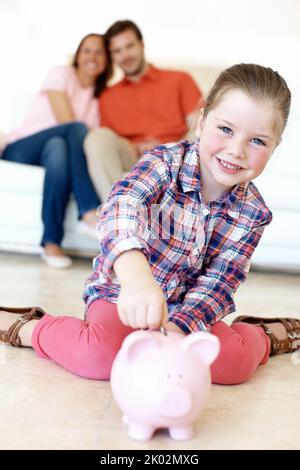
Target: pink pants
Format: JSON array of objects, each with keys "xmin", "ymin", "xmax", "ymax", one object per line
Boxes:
[{"xmin": 32, "ymin": 299, "xmax": 271, "ymax": 385}]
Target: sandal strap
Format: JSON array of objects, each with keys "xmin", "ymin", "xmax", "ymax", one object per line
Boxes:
[
  {"xmin": 0, "ymin": 306, "xmax": 45, "ymax": 347},
  {"xmin": 281, "ymin": 318, "xmax": 300, "ymax": 352},
  {"xmin": 0, "ymin": 306, "xmax": 46, "ymax": 315},
  {"xmin": 233, "ymin": 315, "xmax": 300, "ymax": 355},
  {"xmin": 260, "ymin": 322, "xmax": 292, "ymax": 355}
]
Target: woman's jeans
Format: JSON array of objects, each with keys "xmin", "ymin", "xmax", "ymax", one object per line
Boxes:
[{"xmin": 3, "ymin": 122, "xmax": 100, "ymax": 246}]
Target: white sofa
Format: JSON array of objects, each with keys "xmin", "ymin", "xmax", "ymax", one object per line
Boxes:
[
  {"xmin": 0, "ymin": 156, "xmax": 99, "ymax": 256},
  {"xmin": 1, "ymin": 65, "xmax": 300, "ymax": 271},
  {"xmin": 251, "ymin": 174, "xmax": 300, "ymax": 272}
]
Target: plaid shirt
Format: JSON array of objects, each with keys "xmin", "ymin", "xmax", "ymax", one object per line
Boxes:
[{"xmin": 84, "ymin": 140, "xmax": 272, "ymax": 333}]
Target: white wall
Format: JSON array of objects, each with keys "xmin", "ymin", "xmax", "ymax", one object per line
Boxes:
[{"xmin": 0, "ymin": 0, "xmax": 300, "ymax": 133}]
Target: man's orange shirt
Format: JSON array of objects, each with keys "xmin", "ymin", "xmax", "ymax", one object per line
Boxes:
[{"xmin": 99, "ymin": 65, "xmax": 202, "ymax": 144}]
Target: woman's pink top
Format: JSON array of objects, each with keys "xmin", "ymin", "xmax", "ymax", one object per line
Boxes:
[{"xmin": 6, "ymin": 65, "xmax": 100, "ymax": 145}]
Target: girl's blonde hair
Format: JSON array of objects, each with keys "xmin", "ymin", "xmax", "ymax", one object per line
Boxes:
[{"xmin": 203, "ymin": 63, "xmax": 291, "ymax": 137}]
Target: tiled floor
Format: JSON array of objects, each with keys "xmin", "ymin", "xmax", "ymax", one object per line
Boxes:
[{"xmin": 0, "ymin": 252, "xmax": 299, "ymax": 450}]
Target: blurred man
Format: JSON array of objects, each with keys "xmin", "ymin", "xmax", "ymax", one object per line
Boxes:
[{"xmin": 85, "ymin": 20, "xmax": 203, "ymax": 201}]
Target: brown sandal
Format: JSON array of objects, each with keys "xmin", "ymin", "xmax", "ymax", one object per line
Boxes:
[
  {"xmin": 233, "ymin": 315, "xmax": 300, "ymax": 355},
  {"xmin": 0, "ymin": 306, "xmax": 46, "ymax": 347}
]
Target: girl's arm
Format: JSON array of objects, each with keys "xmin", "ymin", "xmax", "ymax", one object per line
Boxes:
[
  {"xmin": 46, "ymin": 90, "xmax": 76, "ymax": 123},
  {"xmin": 96, "ymin": 151, "xmax": 172, "ymax": 331},
  {"xmin": 114, "ymin": 249, "xmax": 168, "ymax": 330}
]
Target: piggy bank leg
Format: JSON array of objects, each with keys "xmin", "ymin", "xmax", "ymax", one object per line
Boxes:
[
  {"xmin": 169, "ymin": 425, "xmax": 194, "ymax": 441},
  {"xmin": 127, "ymin": 422, "xmax": 155, "ymax": 441}
]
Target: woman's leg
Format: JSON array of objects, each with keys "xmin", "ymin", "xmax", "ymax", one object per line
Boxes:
[
  {"xmin": 3, "ymin": 131, "xmax": 71, "ymax": 248},
  {"xmin": 3, "ymin": 122, "xmax": 100, "ymax": 244},
  {"xmin": 2, "ymin": 123, "xmax": 88, "ymax": 166},
  {"xmin": 31, "ymin": 299, "xmax": 134, "ymax": 380},
  {"xmin": 40, "ymin": 137, "xmax": 72, "ymax": 263},
  {"xmin": 210, "ymin": 320, "xmax": 271, "ymax": 385},
  {"xmin": 40, "ymin": 137, "xmax": 71, "ymax": 246},
  {"xmin": 62, "ymin": 123, "xmax": 101, "ymax": 217}
]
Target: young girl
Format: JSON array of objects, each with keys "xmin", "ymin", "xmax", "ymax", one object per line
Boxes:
[
  {"xmin": 1, "ymin": 33, "xmax": 112, "ymax": 268},
  {"xmin": 1, "ymin": 63, "xmax": 299, "ymax": 385}
]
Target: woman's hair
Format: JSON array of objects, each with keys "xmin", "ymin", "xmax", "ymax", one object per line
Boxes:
[
  {"xmin": 104, "ymin": 20, "xmax": 143, "ymax": 48},
  {"xmin": 72, "ymin": 33, "xmax": 113, "ymax": 98},
  {"xmin": 204, "ymin": 63, "xmax": 291, "ymax": 137}
]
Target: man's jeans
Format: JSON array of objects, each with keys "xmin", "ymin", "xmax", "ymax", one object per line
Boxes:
[{"xmin": 3, "ymin": 122, "xmax": 100, "ymax": 246}]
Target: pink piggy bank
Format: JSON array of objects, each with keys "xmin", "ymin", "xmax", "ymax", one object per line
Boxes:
[{"xmin": 111, "ymin": 329, "xmax": 220, "ymax": 441}]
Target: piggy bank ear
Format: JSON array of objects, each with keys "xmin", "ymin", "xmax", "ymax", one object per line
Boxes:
[
  {"xmin": 120, "ymin": 331, "xmax": 160, "ymax": 362},
  {"xmin": 181, "ymin": 331, "xmax": 220, "ymax": 366}
]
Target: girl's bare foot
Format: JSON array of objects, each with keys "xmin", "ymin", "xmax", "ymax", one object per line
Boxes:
[{"xmin": 262, "ymin": 322, "xmax": 288, "ymax": 341}]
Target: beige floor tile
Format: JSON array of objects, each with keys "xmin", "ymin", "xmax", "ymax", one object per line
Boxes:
[
  {"xmin": 0, "ymin": 253, "xmax": 299, "ymax": 450},
  {"xmin": 0, "ymin": 368, "xmax": 111, "ymax": 450}
]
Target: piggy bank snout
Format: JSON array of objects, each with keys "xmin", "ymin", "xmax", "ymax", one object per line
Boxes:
[{"xmin": 158, "ymin": 387, "xmax": 193, "ymax": 418}]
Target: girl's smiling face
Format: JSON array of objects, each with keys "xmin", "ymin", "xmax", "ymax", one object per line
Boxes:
[{"xmin": 197, "ymin": 89, "xmax": 279, "ymax": 201}]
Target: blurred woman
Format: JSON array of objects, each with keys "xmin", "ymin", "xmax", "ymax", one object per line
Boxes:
[{"xmin": 1, "ymin": 34, "xmax": 112, "ymax": 268}]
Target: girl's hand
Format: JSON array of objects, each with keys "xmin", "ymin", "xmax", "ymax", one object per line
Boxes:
[
  {"xmin": 165, "ymin": 321, "xmax": 186, "ymax": 335},
  {"xmin": 117, "ymin": 277, "xmax": 168, "ymax": 330}
]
